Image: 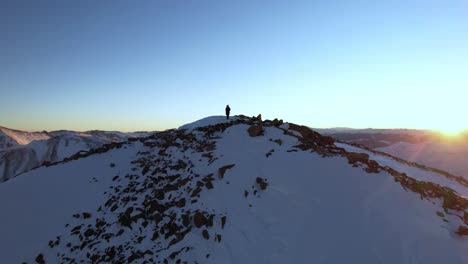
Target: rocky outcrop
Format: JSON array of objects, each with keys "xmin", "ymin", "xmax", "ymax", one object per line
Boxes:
[
  {"xmin": 346, "ymin": 152, "xmax": 380, "ymax": 173},
  {"xmin": 272, "ymin": 118, "xmax": 283, "ymax": 127},
  {"xmin": 288, "ymin": 123, "xmax": 335, "ymax": 147},
  {"xmin": 248, "ymin": 125, "xmax": 263, "ymax": 137}
]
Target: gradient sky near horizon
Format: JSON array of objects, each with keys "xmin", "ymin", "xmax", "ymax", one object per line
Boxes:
[{"xmin": 1, "ymin": 0, "xmax": 467, "ymax": 132}]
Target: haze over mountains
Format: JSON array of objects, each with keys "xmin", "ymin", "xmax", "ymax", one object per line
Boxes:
[
  {"xmin": 319, "ymin": 128, "xmax": 468, "ymax": 180},
  {"xmin": 0, "ymin": 116, "xmax": 467, "ymax": 263}
]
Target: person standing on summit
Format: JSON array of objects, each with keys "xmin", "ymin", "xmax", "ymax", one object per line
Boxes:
[{"xmin": 225, "ymin": 104, "xmax": 231, "ymax": 120}]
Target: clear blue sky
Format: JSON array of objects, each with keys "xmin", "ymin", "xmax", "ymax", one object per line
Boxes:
[{"xmin": 1, "ymin": 0, "xmax": 467, "ymax": 132}]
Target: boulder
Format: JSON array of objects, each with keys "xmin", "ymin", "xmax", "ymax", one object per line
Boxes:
[
  {"xmin": 193, "ymin": 211, "xmax": 207, "ymax": 228},
  {"xmin": 248, "ymin": 125, "xmax": 263, "ymax": 137},
  {"xmin": 35, "ymin": 254, "xmax": 45, "ymax": 264}
]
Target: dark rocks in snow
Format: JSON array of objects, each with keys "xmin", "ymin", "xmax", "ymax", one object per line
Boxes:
[
  {"xmin": 386, "ymin": 167, "xmax": 468, "ymax": 214},
  {"xmin": 256, "ymin": 177, "xmax": 268, "ymax": 190},
  {"xmin": 110, "ymin": 204, "xmax": 118, "ymax": 212},
  {"xmin": 205, "ymin": 180, "xmax": 214, "ymax": 189},
  {"xmin": 202, "ymin": 229, "xmax": 210, "ymax": 240},
  {"xmin": 193, "ymin": 211, "xmax": 213, "ymax": 228},
  {"xmin": 221, "ymin": 216, "xmax": 227, "ymax": 229},
  {"xmin": 182, "ymin": 212, "xmax": 191, "ymax": 227},
  {"xmin": 118, "ymin": 210, "xmax": 133, "ymax": 229},
  {"xmin": 346, "ymin": 152, "xmax": 370, "ymax": 165},
  {"xmin": 265, "ymin": 149, "xmax": 274, "ymax": 158},
  {"xmin": 48, "ymin": 236, "xmax": 60, "ymax": 248},
  {"xmin": 141, "ymin": 165, "xmax": 150, "ymax": 175},
  {"xmin": 35, "ymin": 254, "xmax": 45, "ymax": 264},
  {"xmin": 154, "ymin": 190, "xmax": 165, "ymax": 200},
  {"xmin": 190, "ymin": 186, "xmax": 202, "ymax": 197},
  {"xmin": 203, "ymin": 173, "xmax": 214, "ymax": 189},
  {"xmin": 176, "ymin": 198, "xmax": 186, "ymax": 208},
  {"xmin": 365, "ymin": 160, "xmax": 380, "ymax": 173},
  {"xmin": 169, "ymin": 247, "xmax": 187, "ymax": 260},
  {"xmin": 218, "ymin": 164, "xmax": 235, "ymax": 178},
  {"xmin": 70, "ymin": 225, "xmax": 81, "ymax": 235},
  {"xmin": 170, "ymin": 159, "xmax": 188, "ymax": 171},
  {"xmin": 89, "ymin": 254, "xmax": 100, "ymax": 263},
  {"xmin": 68, "ymin": 138, "xmax": 227, "ymax": 260},
  {"xmin": 82, "ymin": 212, "xmax": 92, "ymax": 219},
  {"xmin": 345, "ymin": 152, "xmax": 380, "ymax": 173},
  {"xmin": 270, "ymin": 138, "xmax": 282, "ymax": 145},
  {"xmin": 83, "ymin": 228, "xmax": 95, "ymax": 238}
]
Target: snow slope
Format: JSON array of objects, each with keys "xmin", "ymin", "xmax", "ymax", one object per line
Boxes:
[{"xmin": 0, "ymin": 116, "xmax": 466, "ymax": 263}]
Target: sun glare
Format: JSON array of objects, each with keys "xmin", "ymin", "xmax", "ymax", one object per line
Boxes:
[{"xmin": 438, "ymin": 126, "xmax": 465, "ymax": 136}]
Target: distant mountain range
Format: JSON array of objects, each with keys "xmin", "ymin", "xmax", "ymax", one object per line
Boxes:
[
  {"xmin": 0, "ymin": 126, "xmax": 152, "ymax": 181},
  {"xmin": 318, "ymin": 128, "xmax": 468, "ymax": 179}
]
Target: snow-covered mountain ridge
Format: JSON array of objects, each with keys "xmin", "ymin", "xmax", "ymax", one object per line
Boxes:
[
  {"xmin": 0, "ymin": 126, "xmax": 51, "ymax": 149},
  {"xmin": 0, "ymin": 126, "xmax": 151, "ymax": 182},
  {"xmin": 0, "ymin": 115, "xmax": 466, "ymax": 263}
]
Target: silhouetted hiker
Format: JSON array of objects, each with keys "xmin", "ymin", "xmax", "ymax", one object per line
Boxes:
[{"xmin": 225, "ymin": 105, "xmax": 231, "ymax": 120}]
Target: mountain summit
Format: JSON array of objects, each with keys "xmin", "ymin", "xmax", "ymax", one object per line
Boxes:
[{"xmin": 0, "ymin": 115, "xmax": 466, "ymax": 263}]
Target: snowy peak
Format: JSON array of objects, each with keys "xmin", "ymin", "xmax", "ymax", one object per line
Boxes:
[
  {"xmin": 0, "ymin": 126, "xmax": 51, "ymax": 148},
  {"xmin": 178, "ymin": 115, "xmax": 241, "ymax": 130},
  {"xmin": 0, "ymin": 115, "xmax": 467, "ymax": 263}
]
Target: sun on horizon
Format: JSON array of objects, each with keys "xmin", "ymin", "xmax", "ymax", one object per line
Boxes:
[{"xmin": 437, "ymin": 126, "xmax": 467, "ymax": 136}]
